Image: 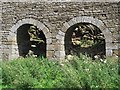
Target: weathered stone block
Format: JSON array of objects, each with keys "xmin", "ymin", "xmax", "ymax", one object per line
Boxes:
[
  {"xmin": 55, "ymin": 51, "xmax": 65, "ymax": 58},
  {"xmin": 56, "ymin": 39, "xmax": 64, "ymax": 44},
  {"xmin": 45, "ymin": 32, "xmax": 51, "ymax": 39},
  {"xmin": 55, "ymin": 44, "xmax": 64, "ymax": 51},
  {"xmin": 46, "ymin": 50, "xmax": 54, "ymax": 58},
  {"xmin": 56, "ymin": 34, "xmax": 64, "ymax": 40},
  {"xmin": 47, "ymin": 45, "xmax": 55, "ymax": 51},
  {"xmin": 46, "ymin": 38, "xmax": 52, "ymax": 44},
  {"xmin": 58, "ymin": 30, "xmax": 65, "ymax": 36},
  {"xmin": 106, "ymin": 49, "xmax": 112, "ymax": 56},
  {"xmin": 106, "ymin": 42, "xmax": 118, "ymax": 50}
]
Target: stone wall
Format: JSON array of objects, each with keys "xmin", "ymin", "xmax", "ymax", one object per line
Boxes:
[
  {"xmin": 0, "ymin": 1, "xmax": 2, "ymax": 61},
  {"xmin": 0, "ymin": 1, "xmax": 119, "ymax": 60}
]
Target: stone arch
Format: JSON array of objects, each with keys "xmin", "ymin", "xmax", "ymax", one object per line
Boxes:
[
  {"xmin": 57, "ymin": 16, "xmax": 113, "ymax": 59},
  {"xmin": 8, "ymin": 18, "xmax": 51, "ymax": 60}
]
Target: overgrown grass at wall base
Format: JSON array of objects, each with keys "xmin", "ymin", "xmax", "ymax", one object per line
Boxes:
[
  {"xmin": 62, "ymin": 55, "xmax": 119, "ymax": 88},
  {"xmin": 1, "ymin": 55, "xmax": 119, "ymax": 89},
  {"xmin": 1, "ymin": 57, "xmax": 65, "ymax": 89}
]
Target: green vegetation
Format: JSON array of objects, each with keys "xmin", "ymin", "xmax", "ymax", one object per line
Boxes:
[
  {"xmin": 79, "ymin": 39, "xmax": 94, "ymax": 47},
  {"xmin": 0, "ymin": 55, "xmax": 119, "ymax": 89}
]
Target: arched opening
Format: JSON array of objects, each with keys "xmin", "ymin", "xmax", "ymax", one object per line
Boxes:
[
  {"xmin": 17, "ymin": 24, "xmax": 46, "ymax": 58},
  {"xmin": 65, "ymin": 23, "xmax": 106, "ymax": 59}
]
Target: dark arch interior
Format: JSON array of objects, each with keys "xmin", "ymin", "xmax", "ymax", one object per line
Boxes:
[
  {"xmin": 17, "ymin": 24, "xmax": 46, "ymax": 58},
  {"xmin": 65, "ymin": 23, "xmax": 106, "ymax": 59}
]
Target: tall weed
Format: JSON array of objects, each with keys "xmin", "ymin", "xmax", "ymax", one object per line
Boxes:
[{"xmin": 1, "ymin": 55, "xmax": 119, "ymax": 89}]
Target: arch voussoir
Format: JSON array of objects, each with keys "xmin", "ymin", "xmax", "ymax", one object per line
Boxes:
[
  {"xmin": 8, "ymin": 18, "xmax": 51, "ymax": 60},
  {"xmin": 58, "ymin": 16, "xmax": 113, "ymax": 59}
]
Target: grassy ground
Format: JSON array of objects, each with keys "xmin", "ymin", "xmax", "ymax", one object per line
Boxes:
[{"xmin": 0, "ymin": 55, "xmax": 119, "ymax": 89}]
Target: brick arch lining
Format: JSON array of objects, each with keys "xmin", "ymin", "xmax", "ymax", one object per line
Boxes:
[
  {"xmin": 8, "ymin": 18, "xmax": 52, "ymax": 60},
  {"xmin": 57, "ymin": 16, "xmax": 113, "ymax": 59}
]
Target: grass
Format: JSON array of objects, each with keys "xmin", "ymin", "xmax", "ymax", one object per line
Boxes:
[{"xmin": 0, "ymin": 54, "xmax": 119, "ymax": 89}]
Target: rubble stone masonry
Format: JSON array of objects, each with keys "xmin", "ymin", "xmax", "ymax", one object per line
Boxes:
[{"xmin": 0, "ymin": 0, "xmax": 119, "ymax": 60}]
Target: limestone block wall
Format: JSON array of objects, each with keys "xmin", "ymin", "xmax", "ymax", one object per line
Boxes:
[{"xmin": 0, "ymin": 1, "xmax": 119, "ymax": 60}]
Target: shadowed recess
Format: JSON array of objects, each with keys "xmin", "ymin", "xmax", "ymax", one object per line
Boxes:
[
  {"xmin": 17, "ymin": 24, "xmax": 46, "ymax": 58},
  {"xmin": 65, "ymin": 23, "xmax": 106, "ymax": 59}
]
